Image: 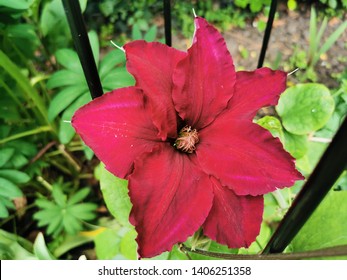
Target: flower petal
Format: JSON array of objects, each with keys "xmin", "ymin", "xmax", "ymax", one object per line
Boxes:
[
  {"xmin": 72, "ymin": 87, "xmax": 160, "ymax": 178},
  {"xmin": 197, "ymin": 119, "xmax": 304, "ymax": 196},
  {"xmin": 124, "ymin": 41, "xmax": 186, "ymax": 139},
  {"xmin": 172, "ymin": 17, "xmax": 235, "ymax": 129},
  {"xmin": 128, "ymin": 144, "xmax": 214, "ymax": 258},
  {"xmin": 229, "ymin": 68, "xmax": 287, "ymax": 120},
  {"xmin": 203, "ymin": 177, "xmax": 263, "ymax": 248}
]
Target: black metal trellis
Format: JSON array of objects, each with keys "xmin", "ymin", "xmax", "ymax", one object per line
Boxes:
[{"xmin": 63, "ymin": 0, "xmax": 347, "ymax": 257}]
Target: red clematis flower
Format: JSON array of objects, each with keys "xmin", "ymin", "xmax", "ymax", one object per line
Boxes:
[{"xmin": 72, "ymin": 17, "xmax": 304, "ymax": 258}]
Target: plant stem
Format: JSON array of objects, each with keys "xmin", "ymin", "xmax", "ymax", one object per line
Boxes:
[
  {"xmin": 0, "ymin": 126, "xmax": 52, "ymax": 144},
  {"xmin": 181, "ymin": 244, "xmax": 347, "ymax": 260}
]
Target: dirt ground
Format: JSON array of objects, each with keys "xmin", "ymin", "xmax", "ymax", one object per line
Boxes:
[{"xmin": 172, "ymin": 5, "xmax": 347, "ymax": 88}]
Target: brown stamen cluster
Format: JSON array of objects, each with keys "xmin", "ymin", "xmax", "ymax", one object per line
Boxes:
[{"xmin": 174, "ymin": 125, "xmax": 199, "ymax": 153}]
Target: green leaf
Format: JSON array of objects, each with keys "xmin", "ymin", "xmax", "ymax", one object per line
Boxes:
[
  {"xmin": 55, "ymin": 49, "xmax": 82, "ymax": 73},
  {"xmin": 0, "ymin": 177, "xmax": 23, "ymax": 198},
  {"xmin": 256, "ymin": 116, "xmax": 284, "ymax": 139},
  {"xmin": 0, "ymin": 169, "xmax": 30, "ymax": 184},
  {"xmin": 67, "ymin": 188, "xmax": 90, "ymax": 206},
  {"xmin": 0, "ymin": 0, "xmax": 32, "ymax": 10},
  {"xmin": 120, "ymin": 229, "xmax": 137, "ymax": 259},
  {"xmin": 283, "ymin": 131, "xmax": 308, "ymax": 159},
  {"xmin": 46, "ymin": 215, "xmax": 63, "ymax": 236},
  {"xmin": 47, "ymin": 70, "xmax": 86, "ymax": 89},
  {"xmin": 291, "ymin": 191, "xmax": 347, "ymax": 259},
  {"xmin": 132, "ymin": 23, "xmax": 142, "ymax": 40},
  {"xmin": 68, "ymin": 203, "xmax": 97, "ymax": 220},
  {"xmin": 48, "ymin": 85, "xmax": 88, "ymax": 121},
  {"xmin": 296, "ymin": 141, "xmax": 327, "ymax": 175},
  {"xmin": 59, "ymin": 93, "xmax": 91, "ymax": 144},
  {"xmin": 62, "ymin": 214, "xmax": 82, "ymax": 234},
  {"xmin": 0, "ymin": 148, "xmax": 15, "ymax": 167},
  {"xmin": 33, "ymin": 233, "xmax": 56, "ymax": 260},
  {"xmin": 99, "ymin": 50, "xmax": 126, "ymax": 79},
  {"xmin": 88, "ymin": 31, "xmax": 100, "ymax": 67},
  {"xmin": 144, "ymin": 25, "xmax": 158, "ymax": 42},
  {"xmin": 95, "ymin": 228, "xmax": 121, "ymax": 260},
  {"xmin": 0, "ymin": 200, "xmax": 10, "ymax": 218},
  {"xmin": 276, "ymin": 84, "xmax": 335, "ymax": 135},
  {"xmin": 52, "ymin": 185, "xmax": 67, "ymax": 207},
  {"xmin": 99, "ymin": 165, "xmax": 132, "ymax": 226}
]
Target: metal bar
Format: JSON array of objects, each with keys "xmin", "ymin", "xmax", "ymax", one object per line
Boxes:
[
  {"xmin": 62, "ymin": 0, "xmax": 103, "ymax": 99},
  {"xmin": 263, "ymin": 117, "xmax": 347, "ymax": 253},
  {"xmin": 257, "ymin": 0, "xmax": 277, "ymax": 68},
  {"xmin": 163, "ymin": 0, "xmax": 172, "ymax": 46}
]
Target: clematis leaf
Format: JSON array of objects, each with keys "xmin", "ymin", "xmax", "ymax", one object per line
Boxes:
[
  {"xmin": 276, "ymin": 84, "xmax": 335, "ymax": 135},
  {"xmin": 99, "ymin": 164, "xmax": 132, "ymax": 227},
  {"xmin": 291, "ymin": 191, "xmax": 347, "ymax": 259}
]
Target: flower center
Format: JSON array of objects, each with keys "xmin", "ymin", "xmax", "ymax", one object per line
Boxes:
[{"xmin": 174, "ymin": 125, "xmax": 199, "ymax": 153}]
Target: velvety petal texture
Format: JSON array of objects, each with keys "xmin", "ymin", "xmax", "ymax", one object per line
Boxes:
[
  {"xmin": 129, "ymin": 145, "xmax": 214, "ymax": 257},
  {"xmin": 124, "ymin": 41, "xmax": 186, "ymax": 140},
  {"xmin": 197, "ymin": 119, "xmax": 304, "ymax": 196},
  {"xmin": 228, "ymin": 68, "xmax": 287, "ymax": 120},
  {"xmin": 72, "ymin": 87, "xmax": 160, "ymax": 178},
  {"xmin": 173, "ymin": 17, "xmax": 236, "ymax": 129},
  {"xmin": 72, "ymin": 16, "xmax": 304, "ymax": 259},
  {"xmin": 203, "ymin": 177, "xmax": 264, "ymax": 248}
]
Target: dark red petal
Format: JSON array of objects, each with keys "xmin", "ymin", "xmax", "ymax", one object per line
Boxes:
[
  {"xmin": 203, "ymin": 177, "xmax": 264, "ymax": 248},
  {"xmin": 197, "ymin": 119, "xmax": 304, "ymax": 196},
  {"xmin": 72, "ymin": 87, "xmax": 161, "ymax": 178},
  {"xmin": 172, "ymin": 17, "xmax": 235, "ymax": 130},
  {"xmin": 124, "ymin": 41, "xmax": 186, "ymax": 139},
  {"xmin": 229, "ymin": 68, "xmax": 287, "ymax": 120},
  {"xmin": 128, "ymin": 144, "xmax": 213, "ymax": 258}
]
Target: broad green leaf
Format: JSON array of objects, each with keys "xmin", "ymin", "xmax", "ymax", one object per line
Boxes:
[
  {"xmin": 99, "ymin": 165, "xmax": 132, "ymax": 226},
  {"xmin": 0, "ymin": 200, "xmax": 10, "ymax": 218},
  {"xmin": 132, "ymin": 23, "xmax": 142, "ymax": 40},
  {"xmin": 0, "ymin": 177, "xmax": 23, "ymax": 198},
  {"xmin": 0, "ymin": 169, "xmax": 30, "ymax": 184},
  {"xmin": 95, "ymin": 228, "xmax": 121, "ymax": 260},
  {"xmin": 48, "ymin": 85, "xmax": 87, "ymax": 121},
  {"xmin": 291, "ymin": 191, "xmax": 347, "ymax": 259},
  {"xmin": 0, "ymin": 147, "xmax": 15, "ymax": 167},
  {"xmin": 33, "ymin": 233, "xmax": 56, "ymax": 260},
  {"xmin": 283, "ymin": 131, "xmax": 308, "ymax": 159},
  {"xmin": 256, "ymin": 116, "xmax": 284, "ymax": 139},
  {"xmin": 276, "ymin": 84, "xmax": 335, "ymax": 135},
  {"xmin": 120, "ymin": 229, "xmax": 137, "ymax": 259},
  {"xmin": 55, "ymin": 49, "xmax": 82, "ymax": 73},
  {"xmin": 102, "ymin": 68, "xmax": 135, "ymax": 91},
  {"xmin": 296, "ymin": 141, "xmax": 327, "ymax": 175}
]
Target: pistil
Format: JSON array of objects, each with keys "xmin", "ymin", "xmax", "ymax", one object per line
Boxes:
[{"xmin": 174, "ymin": 125, "xmax": 199, "ymax": 153}]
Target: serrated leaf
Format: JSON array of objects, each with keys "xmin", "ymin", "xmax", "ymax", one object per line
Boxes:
[
  {"xmin": 62, "ymin": 214, "xmax": 82, "ymax": 235},
  {"xmin": 55, "ymin": 49, "xmax": 82, "ymax": 73},
  {"xmin": 46, "ymin": 215, "xmax": 63, "ymax": 236},
  {"xmin": 34, "ymin": 207, "xmax": 61, "ymax": 223},
  {"xmin": 99, "ymin": 165, "xmax": 132, "ymax": 226},
  {"xmin": 0, "ymin": 169, "xmax": 30, "ymax": 184},
  {"xmin": 52, "ymin": 185, "xmax": 66, "ymax": 207},
  {"xmin": 291, "ymin": 191, "xmax": 347, "ymax": 259},
  {"xmin": 0, "ymin": 177, "xmax": 23, "ymax": 198},
  {"xmin": 276, "ymin": 84, "xmax": 335, "ymax": 135},
  {"xmin": 35, "ymin": 199, "xmax": 56, "ymax": 209}
]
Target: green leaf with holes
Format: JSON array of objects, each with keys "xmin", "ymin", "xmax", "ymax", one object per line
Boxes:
[{"xmin": 276, "ymin": 84, "xmax": 335, "ymax": 135}]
